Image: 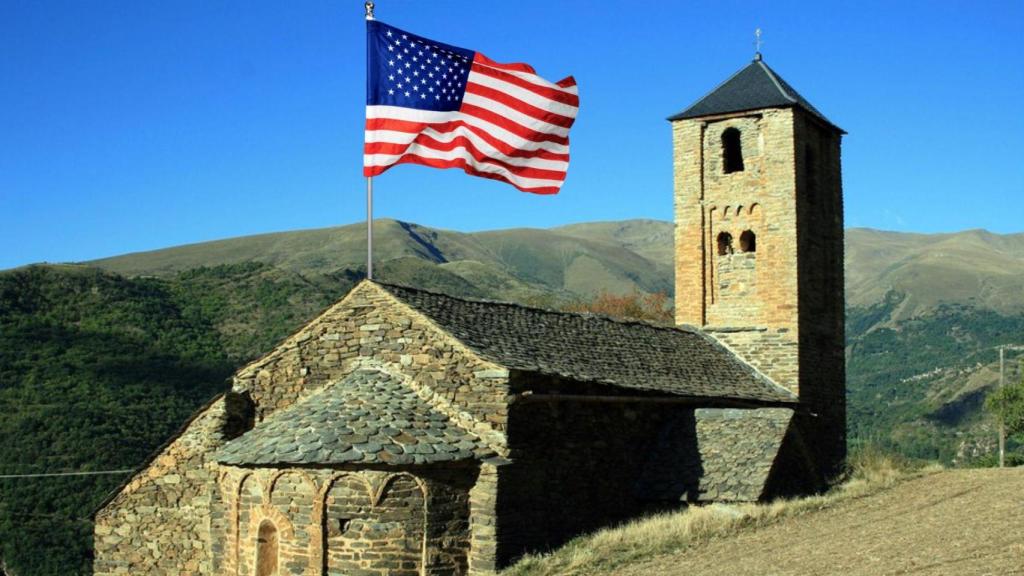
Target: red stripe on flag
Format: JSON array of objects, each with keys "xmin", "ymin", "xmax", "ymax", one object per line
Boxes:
[
  {"xmin": 365, "ymin": 135, "xmax": 568, "ymax": 181},
  {"xmin": 464, "ymin": 82, "xmax": 576, "ymax": 129},
  {"xmin": 458, "ymin": 103, "xmax": 569, "ymax": 145},
  {"xmin": 473, "ymin": 52, "xmax": 537, "ymax": 75},
  {"xmin": 365, "ymin": 155, "xmax": 561, "ymax": 195},
  {"xmin": 365, "ymin": 117, "xmax": 569, "ymax": 162},
  {"xmin": 470, "ymin": 65, "xmax": 580, "ymax": 107}
]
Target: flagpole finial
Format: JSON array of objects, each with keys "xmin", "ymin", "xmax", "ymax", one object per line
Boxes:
[{"xmin": 365, "ymin": 1, "xmax": 375, "ymax": 20}]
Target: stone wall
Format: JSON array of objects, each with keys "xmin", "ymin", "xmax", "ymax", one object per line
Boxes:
[
  {"xmin": 494, "ymin": 395, "xmax": 676, "ymax": 566},
  {"xmin": 695, "ymin": 408, "xmax": 792, "ymax": 499},
  {"xmin": 706, "ymin": 328, "xmax": 799, "ymax": 394},
  {"xmin": 93, "ymin": 392, "xmax": 252, "ymax": 575},
  {"xmin": 491, "ymin": 374, "xmax": 794, "ymax": 568},
  {"xmin": 672, "ymin": 105, "xmax": 846, "ymax": 480},
  {"xmin": 467, "ymin": 463, "xmax": 499, "ymax": 575},
  {"xmin": 794, "ymin": 109, "xmax": 847, "ymax": 479},
  {"xmin": 674, "ymin": 110, "xmax": 800, "ymax": 332},
  {"xmin": 217, "ymin": 465, "xmax": 477, "ymax": 576},
  {"xmin": 231, "ymin": 282, "xmax": 509, "ymax": 453},
  {"xmin": 713, "ymin": 251, "xmax": 760, "ymax": 326}
]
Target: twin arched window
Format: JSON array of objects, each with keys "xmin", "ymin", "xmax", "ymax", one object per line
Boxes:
[
  {"xmin": 718, "ymin": 230, "xmax": 757, "ymax": 255},
  {"xmin": 722, "ymin": 128, "xmax": 744, "ymax": 173}
]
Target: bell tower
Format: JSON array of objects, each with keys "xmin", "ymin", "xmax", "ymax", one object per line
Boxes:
[{"xmin": 670, "ymin": 55, "xmax": 847, "ymax": 478}]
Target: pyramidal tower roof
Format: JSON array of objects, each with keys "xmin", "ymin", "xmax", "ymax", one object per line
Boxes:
[{"xmin": 669, "ymin": 55, "xmax": 844, "ymax": 133}]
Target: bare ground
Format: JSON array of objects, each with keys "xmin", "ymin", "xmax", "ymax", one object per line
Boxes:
[{"xmin": 613, "ymin": 468, "xmax": 1024, "ymax": 576}]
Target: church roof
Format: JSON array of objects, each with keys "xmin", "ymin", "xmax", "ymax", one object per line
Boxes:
[
  {"xmin": 668, "ymin": 57, "xmax": 844, "ymax": 133},
  {"xmin": 378, "ymin": 282, "xmax": 796, "ymax": 405},
  {"xmin": 216, "ymin": 368, "xmax": 494, "ymax": 466}
]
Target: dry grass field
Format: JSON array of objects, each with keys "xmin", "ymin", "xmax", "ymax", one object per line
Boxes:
[
  {"xmin": 616, "ymin": 468, "xmax": 1024, "ymax": 576},
  {"xmin": 507, "ymin": 462, "xmax": 1024, "ymax": 576}
]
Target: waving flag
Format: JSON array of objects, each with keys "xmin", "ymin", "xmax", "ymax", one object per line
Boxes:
[{"xmin": 364, "ymin": 20, "xmax": 578, "ymax": 195}]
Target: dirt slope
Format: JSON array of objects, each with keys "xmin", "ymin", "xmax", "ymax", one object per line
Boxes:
[{"xmin": 615, "ymin": 469, "xmax": 1024, "ymax": 576}]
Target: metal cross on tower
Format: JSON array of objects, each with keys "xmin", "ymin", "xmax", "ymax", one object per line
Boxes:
[{"xmin": 755, "ymin": 28, "xmax": 763, "ymax": 59}]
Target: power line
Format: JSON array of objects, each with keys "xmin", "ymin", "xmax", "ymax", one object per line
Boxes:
[{"xmin": 0, "ymin": 469, "xmax": 133, "ymax": 479}]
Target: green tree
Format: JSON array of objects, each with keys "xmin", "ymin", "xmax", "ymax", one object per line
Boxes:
[{"xmin": 986, "ymin": 375, "xmax": 1024, "ymax": 437}]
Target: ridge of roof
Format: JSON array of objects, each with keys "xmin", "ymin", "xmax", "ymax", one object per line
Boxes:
[
  {"xmin": 371, "ymin": 279, "xmax": 695, "ymax": 335},
  {"xmin": 756, "ymin": 60, "xmax": 797, "ymax": 104}
]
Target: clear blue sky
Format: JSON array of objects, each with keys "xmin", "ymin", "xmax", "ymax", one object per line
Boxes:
[{"xmin": 2, "ymin": 0, "xmax": 1022, "ymax": 270}]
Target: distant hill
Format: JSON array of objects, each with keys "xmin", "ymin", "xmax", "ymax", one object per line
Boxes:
[
  {"xmin": 2, "ymin": 220, "xmax": 1023, "ymax": 574},
  {"xmin": 91, "ymin": 219, "xmax": 672, "ymax": 305},
  {"xmin": 90, "ymin": 220, "xmax": 1024, "ymax": 317},
  {"xmin": 845, "ymin": 227, "xmax": 1024, "ymax": 319}
]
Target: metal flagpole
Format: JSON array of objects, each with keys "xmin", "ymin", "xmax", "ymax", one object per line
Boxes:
[{"xmin": 365, "ymin": 1, "xmax": 375, "ymax": 280}]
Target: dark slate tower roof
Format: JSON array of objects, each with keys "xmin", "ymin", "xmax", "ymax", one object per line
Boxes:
[{"xmin": 668, "ymin": 56, "xmax": 844, "ymax": 133}]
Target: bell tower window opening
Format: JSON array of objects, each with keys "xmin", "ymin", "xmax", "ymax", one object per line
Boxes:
[
  {"xmin": 717, "ymin": 232, "xmax": 734, "ymax": 256},
  {"xmin": 739, "ymin": 230, "xmax": 757, "ymax": 253},
  {"xmin": 722, "ymin": 128, "xmax": 744, "ymax": 173}
]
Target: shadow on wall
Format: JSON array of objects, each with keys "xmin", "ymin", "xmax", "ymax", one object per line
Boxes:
[
  {"xmin": 493, "ymin": 399, "xmax": 705, "ymax": 567},
  {"xmin": 635, "ymin": 412, "xmax": 705, "ymax": 503}
]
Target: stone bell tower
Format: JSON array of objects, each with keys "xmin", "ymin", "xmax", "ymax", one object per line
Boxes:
[{"xmin": 669, "ymin": 54, "xmax": 847, "ymax": 479}]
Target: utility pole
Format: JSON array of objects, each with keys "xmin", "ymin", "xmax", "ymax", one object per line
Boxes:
[
  {"xmin": 999, "ymin": 346, "xmax": 1005, "ymax": 468},
  {"xmin": 997, "ymin": 344, "xmax": 1024, "ymax": 468}
]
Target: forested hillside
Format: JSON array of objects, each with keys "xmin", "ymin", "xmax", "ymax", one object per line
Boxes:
[
  {"xmin": 0, "ymin": 264, "xmax": 349, "ymax": 573},
  {"xmin": 847, "ymin": 294, "xmax": 1024, "ymax": 462},
  {"xmin": 1, "ymin": 220, "xmax": 1022, "ymax": 573}
]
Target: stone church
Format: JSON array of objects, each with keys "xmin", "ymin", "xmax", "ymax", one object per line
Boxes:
[{"xmin": 94, "ymin": 55, "xmax": 845, "ymax": 575}]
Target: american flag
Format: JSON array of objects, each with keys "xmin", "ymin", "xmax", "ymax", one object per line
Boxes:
[{"xmin": 364, "ymin": 20, "xmax": 578, "ymax": 195}]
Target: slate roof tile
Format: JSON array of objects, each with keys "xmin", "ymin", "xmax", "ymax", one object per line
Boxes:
[
  {"xmin": 216, "ymin": 369, "xmax": 494, "ymax": 466},
  {"xmin": 668, "ymin": 58, "xmax": 843, "ymax": 133},
  {"xmin": 377, "ymin": 282, "xmax": 796, "ymax": 404}
]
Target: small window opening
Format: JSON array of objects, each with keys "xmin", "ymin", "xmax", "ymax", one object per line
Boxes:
[
  {"xmin": 717, "ymin": 232, "xmax": 734, "ymax": 256},
  {"xmin": 256, "ymin": 520, "xmax": 279, "ymax": 576},
  {"xmin": 722, "ymin": 128, "xmax": 744, "ymax": 173},
  {"xmin": 328, "ymin": 518, "xmax": 352, "ymax": 537},
  {"xmin": 740, "ymin": 230, "xmax": 757, "ymax": 253}
]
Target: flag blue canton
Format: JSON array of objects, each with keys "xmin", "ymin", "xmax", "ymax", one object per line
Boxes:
[{"xmin": 367, "ymin": 21, "xmax": 474, "ymax": 112}]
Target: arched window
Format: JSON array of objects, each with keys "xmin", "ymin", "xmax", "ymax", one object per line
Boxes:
[
  {"xmin": 740, "ymin": 230, "xmax": 757, "ymax": 253},
  {"xmin": 722, "ymin": 128, "xmax": 744, "ymax": 173},
  {"xmin": 256, "ymin": 520, "xmax": 279, "ymax": 576},
  {"xmin": 717, "ymin": 232, "xmax": 733, "ymax": 256}
]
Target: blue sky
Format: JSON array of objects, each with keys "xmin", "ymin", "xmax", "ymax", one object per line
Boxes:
[{"xmin": 2, "ymin": 0, "xmax": 1022, "ymax": 270}]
